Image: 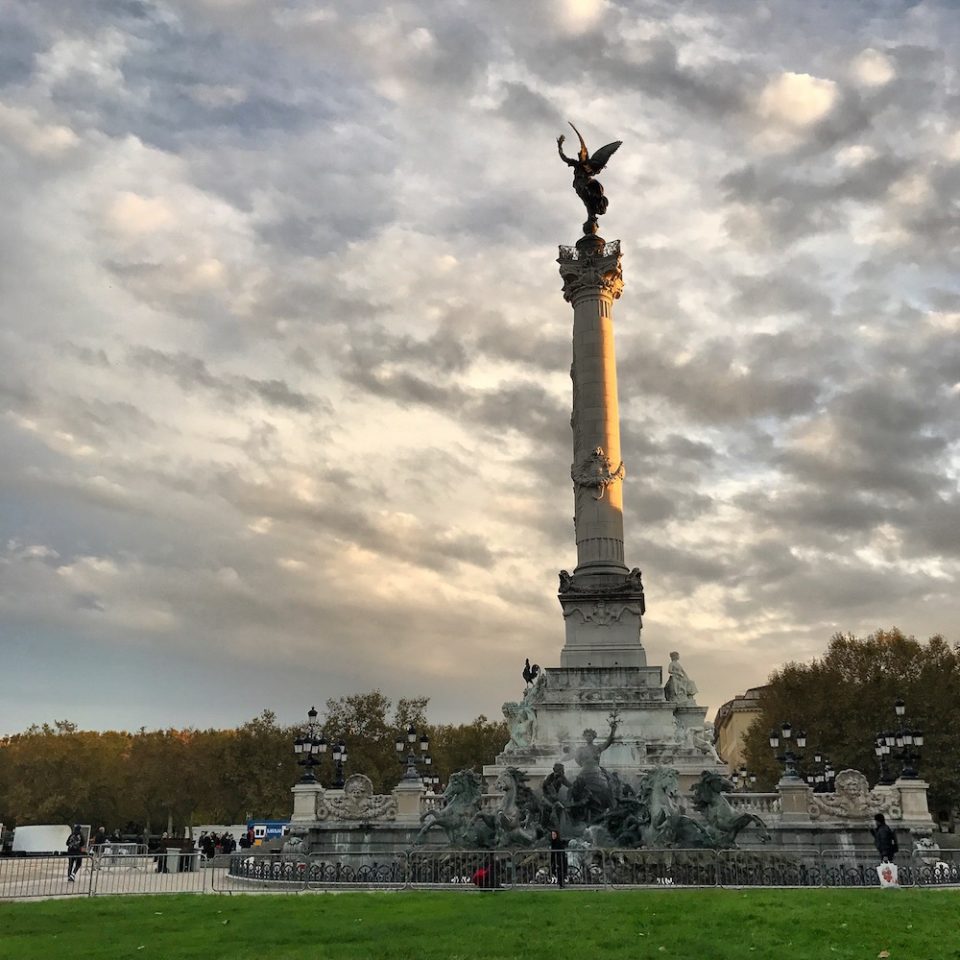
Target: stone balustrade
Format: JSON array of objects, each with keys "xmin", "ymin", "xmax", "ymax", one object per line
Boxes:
[
  {"xmin": 420, "ymin": 794, "xmax": 447, "ymax": 814},
  {"xmin": 724, "ymin": 792, "xmax": 781, "ymax": 816}
]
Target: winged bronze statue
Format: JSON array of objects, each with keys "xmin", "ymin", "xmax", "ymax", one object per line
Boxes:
[{"xmin": 557, "ymin": 122, "xmax": 622, "ymax": 234}]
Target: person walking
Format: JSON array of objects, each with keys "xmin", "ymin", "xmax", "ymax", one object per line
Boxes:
[
  {"xmin": 549, "ymin": 829, "xmax": 568, "ymax": 888},
  {"xmin": 871, "ymin": 813, "xmax": 899, "ymax": 860},
  {"xmin": 66, "ymin": 825, "xmax": 85, "ymax": 882}
]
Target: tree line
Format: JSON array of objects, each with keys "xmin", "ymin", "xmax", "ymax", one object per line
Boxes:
[
  {"xmin": 741, "ymin": 628, "xmax": 960, "ymax": 817},
  {"xmin": 0, "ymin": 692, "xmax": 508, "ymax": 833}
]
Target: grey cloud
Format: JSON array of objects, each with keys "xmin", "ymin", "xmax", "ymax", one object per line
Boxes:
[
  {"xmin": 343, "ymin": 328, "xmax": 569, "ymax": 449},
  {"xmin": 736, "ymin": 487, "xmax": 893, "ymax": 539},
  {"xmin": 900, "ymin": 495, "xmax": 960, "ymax": 558},
  {"xmin": 493, "ymin": 81, "xmax": 565, "ymax": 131},
  {"xmin": 215, "ymin": 473, "xmax": 498, "ymax": 573},
  {"xmin": 130, "ymin": 347, "xmax": 326, "ymax": 413},
  {"xmin": 744, "ymin": 555, "xmax": 939, "ymax": 620},
  {"xmin": 621, "ymin": 338, "xmax": 822, "ymax": 424},
  {"xmin": 779, "ymin": 384, "xmax": 949, "ymax": 501},
  {"xmin": 594, "ymin": 36, "xmax": 751, "ymax": 119},
  {"xmin": 54, "ymin": 397, "xmax": 158, "ymax": 445},
  {"xmin": 62, "ymin": 343, "xmax": 112, "ymax": 367},
  {"xmin": 720, "ymin": 154, "xmax": 910, "ymax": 245},
  {"xmin": 473, "ymin": 314, "xmax": 568, "ymax": 374},
  {"xmin": 731, "ymin": 268, "xmax": 834, "ymax": 321},
  {"xmin": 632, "ymin": 537, "xmax": 728, "ymax": 592}
]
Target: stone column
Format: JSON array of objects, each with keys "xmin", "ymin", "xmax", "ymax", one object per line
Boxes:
[
  {"xmin": 557, "ymin": 234, "xmax": 646, "ymax": 669},
  {"xmin": 561, "ymin": 235, "xmax": 628, "ymax": 577}
]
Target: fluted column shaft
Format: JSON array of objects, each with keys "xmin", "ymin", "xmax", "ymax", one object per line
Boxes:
[{"xmin": 559, "ymin": 241, "xmax": 628, "ymax": 578}]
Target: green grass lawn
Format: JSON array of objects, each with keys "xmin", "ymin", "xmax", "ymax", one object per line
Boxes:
[{"xmin": 1, "ymin": 890, "xmax": 957, "ymax": 960}]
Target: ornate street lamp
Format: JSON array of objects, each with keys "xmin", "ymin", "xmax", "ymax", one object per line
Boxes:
[
  {"xmin": 331, "ymin": 738, "xmax": 349, "ymax": 789},
  {"xmin": 395, "ymin": 724, "xmax": 432, "ymax": 783},
  {"xmin": 731, "ymin": 767, "xmax": 757, "ymax": 792},
  {"xmin": 804, "ymin": 749, "xmax": 835, "ymax": 793},
  {"xmin": 880, "ymin": 697, "xmax": 923, "ymax": 780},
  {"xmin": 293, "ymin": 706, "xmax": 327, "ymax": 783},
  {"xmin": 769, "ymin": 722, "xmax": 806, "ymax": 780}
]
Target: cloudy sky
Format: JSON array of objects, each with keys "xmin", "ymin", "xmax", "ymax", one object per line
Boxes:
[{"xmin": 1, "ymin": 0, "xmax": 958, "ymax": 735}]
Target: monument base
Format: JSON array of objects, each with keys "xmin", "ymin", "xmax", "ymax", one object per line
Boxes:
[{"xmin": 486, "ymin": 665, "xmax": 726, "ymax": 793}]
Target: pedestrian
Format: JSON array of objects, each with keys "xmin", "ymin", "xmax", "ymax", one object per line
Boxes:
[
  {"xmin": 871, "ymin": 812, "xmax": 899, "ymax": 861},
  {"xmin": 549, "ymin": 829, "xmax": 568, "ymax": 888},
  {"xmin": 92, "ymin": 825, "xmax": 107, "ymax": 850},
  {"xmin": 66, "ymin": 825, "xmax": 85, "ymax": 882}
]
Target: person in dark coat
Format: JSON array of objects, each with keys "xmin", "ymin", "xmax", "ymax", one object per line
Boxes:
[
  {"xmin": 871, "ymin": 813, "xmax": 899, "ymax": 860},
  {"xmin": 549, "ymin": 829, "xmax": 568, "ymax": 888},
  {"xmin": 66, "ymin": 825, "xmax": 85, "ymax": 881}
]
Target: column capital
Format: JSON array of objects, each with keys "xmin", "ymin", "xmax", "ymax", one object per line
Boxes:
[{"xmin": 558, "ymin": 240, "xmax": 624, "ymax": 305}]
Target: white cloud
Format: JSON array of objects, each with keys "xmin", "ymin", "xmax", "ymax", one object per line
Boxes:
[
  {"xmin": 559, "ymin": 0, "xmax": 609, "ymax": 33},
  {"xmin": 754, "ymin": 71, "xmax": 838, "ymax": 150},
  {"xmin": 106, "ymin": 192, "xmax": 178, "ymax": 234},
  {"xmin": 0, "ymin": 103, "xmax": 79, "ymax": 156},
  {"xmin": 850, "ymin": 48, "xmax": 895, "ymax": 87}
]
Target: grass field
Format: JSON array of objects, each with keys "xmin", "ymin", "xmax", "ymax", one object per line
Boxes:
[{"xmin": 1, "ymin": 889, "xmax": 957, "ymax": 960}]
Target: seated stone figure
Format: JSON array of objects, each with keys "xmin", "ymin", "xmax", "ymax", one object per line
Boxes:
[{"xmin": 663, "ymin": 651, "xmax": 698, "ymax": 704}]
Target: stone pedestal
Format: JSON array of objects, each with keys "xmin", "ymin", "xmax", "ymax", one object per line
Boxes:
[
  {"xmin": 777, "ymin": 777, "xmax": 813, "ymax": 822},
  {"xmin": 392, "ymin": 779, "xmax": 424, "ymax": 823},
  {"xmin": 896, "ymin": 778, "xmax": 934, "ymax": 824},
  {"xmin": 484, "ymin": 666, "xmax": 725, "ymax": 793},
  {"xmin": 290, "ymin": 781, "xmax": 324, "ymax": 823}
]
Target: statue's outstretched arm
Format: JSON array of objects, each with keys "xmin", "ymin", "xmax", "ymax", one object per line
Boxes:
[{"xmin": 557, "ymin": 135, "xmax": 576, "ymax": 167}]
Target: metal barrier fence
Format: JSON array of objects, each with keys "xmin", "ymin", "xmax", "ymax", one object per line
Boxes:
[
  {"xmin": 90, "ymin": 843, "xmax": 149, "ymax": 868},
  {"xmin": 4, "ymin": 846, "xmax": 960, "ymax": 898},
  {"xmin": 0, "ymin": 852, "xmax": 206, "ymax": 899},
  {"xmin": 0, "ymin": 854, "xmax": 95, "ymax": 900},
  {"xmin": 213, "ymin": 846, "xmax": 960, "ymax": 893}
]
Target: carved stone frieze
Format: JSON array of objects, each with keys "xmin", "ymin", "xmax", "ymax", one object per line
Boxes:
[
  {"xmin": 316, "ymin": 774, "xmax": 398, "ymax": 822},
  {"xmin": 562, "ymin": 599, "xmax": 643, "ymax": 625},
  {"xmin": 571, "ymin": 447, "xmax": 625, "ymax": 501},
  {"xmin": 558, "ymin": 567, "xmax": 645, "ymax": 605},
  {"xmin": 807, "ymin": 770, "xmax": 902, "ymax": 821}
]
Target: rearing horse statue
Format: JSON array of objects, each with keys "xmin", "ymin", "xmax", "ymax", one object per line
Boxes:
[{"xmin": 691, "ymin": 771, "xmax": 771, "ymax": 847}]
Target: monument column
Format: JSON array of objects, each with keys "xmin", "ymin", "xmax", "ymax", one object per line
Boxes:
[
  {"xmin": 557, "ymin": 234, "xmax": 646, "ymax": 669},
  {"xmin": 562, "ymin": 235, "xmax": 628, "ymax": 577}
]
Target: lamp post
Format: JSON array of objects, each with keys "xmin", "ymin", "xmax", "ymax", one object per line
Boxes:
[
  {"xmin": 395, "ymin": 724, "xmax": 432, "ymax": 784},
  {"xmin": 330, "ymin": 738, "xmax": 349, "ymax": 789},
  {"xmin": 803, "ymin": 750, "xmax": 835, "ymax": 793},
  {"xmin": 877, "ymin": 697, "xmax": 924, "ymax": 780},
  {"xmin": 875, "ymin": 735, "xmax": 895, "ymax": 786},
  {"xmin": 769, "ymin": 721, "xmax": 806, "ymax": 780},
  {"xmin": 731, "ymin": 767, "xmax": 757, "ymax": 792},
  {"xmin": 293, "ymin": 706, "xmax": 327, "ymax": 783}
]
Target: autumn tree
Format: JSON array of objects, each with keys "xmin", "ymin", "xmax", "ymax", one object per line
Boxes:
[
  {"xmin": 0, "ymin": 693, "xmax": 509, "ymax": 830},
  {"xmin": 742, "ymin": 628, "xmax": 960, "ymax": 814}
]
